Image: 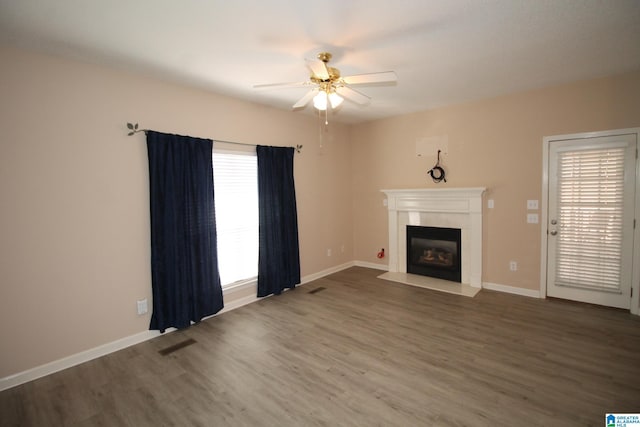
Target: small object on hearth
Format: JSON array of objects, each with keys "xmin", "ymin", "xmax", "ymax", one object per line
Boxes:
[{"xmin": 428, "ymin": 150, "xmax": 447, "ymax": 183}]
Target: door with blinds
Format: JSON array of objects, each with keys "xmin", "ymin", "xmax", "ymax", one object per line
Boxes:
[{"xmin": 547, "ymin": 133, "xmax": 636, "ymax": 309}]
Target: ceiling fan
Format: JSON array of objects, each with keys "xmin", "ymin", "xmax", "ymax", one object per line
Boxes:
[{"xmin": 254, "ymin": 52, "xmax": 397, "ymax": 112}]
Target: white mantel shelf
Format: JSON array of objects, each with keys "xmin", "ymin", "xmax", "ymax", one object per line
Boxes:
[
  {"xmin": 380, "ymin": 187, "xmax": 486, "ymax": 293},
  {"xmin": 381, "ymin": 187, "xmax": 486, "ymax": 213}
]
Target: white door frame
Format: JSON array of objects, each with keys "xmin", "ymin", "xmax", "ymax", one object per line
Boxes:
[{"xmin": 540, "ymin": 127, "xmax": 640, "ymax": 315}]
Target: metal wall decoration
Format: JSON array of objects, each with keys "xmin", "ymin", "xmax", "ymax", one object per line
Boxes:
[{"xmin": 428, "ymin": 150, "xmax": 447, "ymax": 183}]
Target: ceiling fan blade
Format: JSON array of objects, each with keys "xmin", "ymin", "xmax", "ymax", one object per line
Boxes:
[
  {"xmin": 305, "ymin": 58, "xmax": 329, "ymax": 80},
  {"xmin": 336, "ymin": 86, "xmax": 371, "ymax": 105},
  {"xmin": 342, "ymin": 71, "xmax": 398, "ymax": 85},
  {"xmin": 253, "ymin": 81, "xmax": 309, "ymax": 89},
  {"xmin": 292, "ymin": 89, "xmax": 317, "ymax": 109}
]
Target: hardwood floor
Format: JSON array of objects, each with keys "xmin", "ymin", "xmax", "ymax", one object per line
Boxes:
[{"xmin": 2, "ymin": 267, "xmax": 640, "ymax": 426}]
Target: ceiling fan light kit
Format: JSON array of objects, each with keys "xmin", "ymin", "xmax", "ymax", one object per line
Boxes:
[
  {"xmin": 254, "ymin": 52, "xmax": 397, "ymax": 117},
  {"xmin": 313, "ymin": 90, "xmax": 328, "ymax": 110},
  {"xmin": 328, "ymin": 91, "xmax": 343, "ymax": 109},
  {"xmin": 313, "ymin": 88, "xmax": 344, "ymax": 111}
]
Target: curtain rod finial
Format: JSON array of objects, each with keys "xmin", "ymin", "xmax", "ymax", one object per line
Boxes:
[
  {"xmin": 127, "ymin": 122, "xmax": 147, "ymax": 136},
  {"xmin": 127, "ymin": 122, "xmax": 138, "ymax": 136}
]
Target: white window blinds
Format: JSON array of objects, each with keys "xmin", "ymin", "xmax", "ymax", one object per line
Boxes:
[
  {"xmin": 555, "ymin": 147, "xmax": 625, "ymax": 292},
  {"xmin": 212, "ymin": 150, "xmax": 259, "ymax": 287}
]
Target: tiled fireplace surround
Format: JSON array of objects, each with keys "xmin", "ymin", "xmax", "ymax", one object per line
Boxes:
[{"xmin": 380, "ymin": 188, "xmax": 485, "ymax": 294}]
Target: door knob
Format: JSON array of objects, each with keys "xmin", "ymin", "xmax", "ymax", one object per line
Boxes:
[
  {"xmin": 550, "ymin": 219, "xmax": 557, "ymax": 225},
  {"xmin": 550, "ymin": 230, "xmax": 558, "ymax": 236}
]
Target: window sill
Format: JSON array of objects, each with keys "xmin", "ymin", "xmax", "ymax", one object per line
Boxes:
[{"xmin": 222, "ymin": 277, "xmax": 257, "ymax": 295}]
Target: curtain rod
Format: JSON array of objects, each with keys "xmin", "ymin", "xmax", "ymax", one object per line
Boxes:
[{"xmin": 126, "ymin": 123, "xmax": 302, "ymax": 153}]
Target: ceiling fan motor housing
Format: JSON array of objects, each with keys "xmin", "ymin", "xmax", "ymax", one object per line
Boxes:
[
  {"xmin": 311, "ymin": 52, "xmax": 341, "ymax": 83},
  {"xmin": 311, "ymin": 68, "xmax": 341, "ymax": 84}
]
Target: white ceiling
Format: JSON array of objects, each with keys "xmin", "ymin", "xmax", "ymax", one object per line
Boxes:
[{"xmin": 1, "ymin": 0, "xmax": 639, "ymax": 124}]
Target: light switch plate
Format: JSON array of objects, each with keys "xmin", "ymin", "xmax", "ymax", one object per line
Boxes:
[
  {"xmin": 527, "ymin": 200, "xmax": 539, "ymax": 210},
  {"xmin": 527, "ymin": 213, "xmax": 539, "ymax": 224},
  {"xmin": 488, "ymin": 199, "xmax": 494, "ymax": 209}
]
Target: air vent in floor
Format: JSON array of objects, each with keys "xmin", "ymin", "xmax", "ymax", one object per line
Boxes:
[{"xmin": 158, "ymin": 338, "xmax": 197, "ymax": 356}]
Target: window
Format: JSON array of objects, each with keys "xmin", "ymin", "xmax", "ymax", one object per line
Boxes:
[
  {"xmin": 555, "ymin": 146, "xmax": 625, "ymax": 291},
  {"xmin": 212, "ymin": 149, "xmax": 259, "ymax": 288}
]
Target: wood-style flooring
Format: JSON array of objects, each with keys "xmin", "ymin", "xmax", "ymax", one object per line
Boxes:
[{"xmin": 2, "ymin": 267, "xmax": 640, "ymax": 426}]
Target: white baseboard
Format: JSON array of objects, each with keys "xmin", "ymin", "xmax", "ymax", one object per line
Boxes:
[
  {"xmin": 218, "ymin": 293, "xmax": 259, "ymax": 314},
  {"xmin": 0, "ymin": 261, "xmax": 356, "ymax": 392},
  {"xmin": 354, "ymin": 260, "xmax": 389, "ymax": 271},
  {"xmin": 300, "ymin": 261, "xmax": 355, "ymax": 284},
  {"xmin": 482, "ymin": 282, "xmax": 541, "ymax": 298},
  {"xmin": 0, "ymin": 329, "xmax": 166, "ymax": 392}
]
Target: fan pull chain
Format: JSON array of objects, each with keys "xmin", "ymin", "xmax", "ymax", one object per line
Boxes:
[{"xmin": 317, "ymin": 109, "xmax": 324, "ymax": 148}]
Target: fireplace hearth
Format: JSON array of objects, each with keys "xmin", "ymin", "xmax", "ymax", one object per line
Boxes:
[{"xmin": 407, "ymin": 225, "xmax": 461, "ymax": 282}]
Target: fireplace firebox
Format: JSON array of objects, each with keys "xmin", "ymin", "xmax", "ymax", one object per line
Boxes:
[{"xmin": 406, "ymin": 226, "xmax": 461, "ymax": 283}]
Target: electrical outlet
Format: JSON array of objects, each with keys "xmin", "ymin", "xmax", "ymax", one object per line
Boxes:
[
  {"xmin": 509, "ymin": 261, "xmax": 517, "ymax": 271},
  {"xmin": 341, "ymin": 245, "xmax": 345, "ymax": 253},
  {"xmin": 527, "ymin": 200, "xmax": 539, "ymax": 210},
  {"xmin": 137, "ymin": 299, "xmax": 148, "ymax": 315},
  {"xmin": 327, "ymin": 248, "xmax": 332, "ymax": 257}
]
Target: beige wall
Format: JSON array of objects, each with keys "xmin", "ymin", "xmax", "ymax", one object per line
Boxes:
[
  {"xmin": 0, "ymin": 45, "xmax": 353, "ymax": 378},
  {"xmin": 351, "ymin": 70, "xmax": 640, "ymax": 291},
  {"xmin": 2, "ymin": 42, "xmax": 639, "ymax": 380}
]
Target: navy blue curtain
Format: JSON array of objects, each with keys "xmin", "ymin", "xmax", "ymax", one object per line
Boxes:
[
  {"xmin": 256, "ymin": 145, "xmax": 301, "ymax": 297},
  {"xmin": 146, "ymin": 131, "xmax": 223, "ymax": 332}
]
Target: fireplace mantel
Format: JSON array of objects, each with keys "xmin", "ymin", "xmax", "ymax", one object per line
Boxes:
[{"xmin": 381, "ymin": 187, "xmax": 485, "ymax": 288}]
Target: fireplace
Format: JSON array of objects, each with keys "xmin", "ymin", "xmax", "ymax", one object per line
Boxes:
[
  {"xmin": 407, "ymin": 226, "xmax": 462, "ymax": 282},
  {"xmin": 380, "ymin": 188, "xmax": 485, "ymax": 291}
]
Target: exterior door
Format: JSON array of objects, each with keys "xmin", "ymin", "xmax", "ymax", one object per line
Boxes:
[{"xmin": 546, "ymin": 133, "xmax": 636, "ymax": 309}]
